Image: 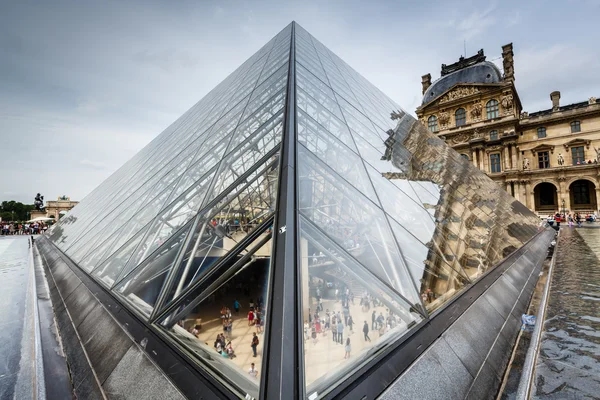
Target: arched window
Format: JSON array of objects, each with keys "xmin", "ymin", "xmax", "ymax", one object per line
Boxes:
[
  {"xmin": 489, "ymin": 130, "xmax": 498, "ymax": 140},
  {"xmin": 460, "ymin": 154, "xmax": 469, "ymax": 161},
  {"xmin": 428, "ymin": 115, "xmax": 438, "ymax": 133},
  {"xmin": 455, "ymin": 108, "xmax": 466, "ymax": 127},
  {"xmin": 486, "ymin": 99, "xmax": 499, "ymax": 119},
  {"xmin": 570, "ymin": 121, "xmax": 581, "ymax": 133},
  {"xmin": 537, "ymin": 127, "xmax": 547, "ymax": 138}
]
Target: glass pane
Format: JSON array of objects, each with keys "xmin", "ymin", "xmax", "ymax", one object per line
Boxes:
[
  {"xmin": 298, "ymin": 145, "xmax": 420, "ymax": 305},
  {"xmin": 121, "ymin": 168, "xmax": 218, "ymax": 278},
  {"xmin": 299, "ymin": 217, "xmax": 423, "ymax": 396},
  {"xmin": 387, "ymin": 217, "xmax": 470, "ymax": 313},
  {"xmin": 114, "ymin": 222, "xmax": 193, "ymax": 317},
  {"xmin": 162, "ymin": 155, "xmax": 279, "ymax": 305},
  {"xmin": 157, "ymin": 232, "xmax": 273, "ymax": 400}
]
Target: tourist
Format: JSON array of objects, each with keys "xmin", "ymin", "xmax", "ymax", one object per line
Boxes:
[
  {"xmin": 255, "ymin": 314, "xmax": 263, "ymax": 334},
  {"xmin": 337, "ymin": 319, "xmax": 344, "ymax": 344},
  {"xmin": 347, "ymin": 315, "xmax": 354, "ymax": 334},
  {"xmin": 311, "ymin": 323, "xmax": 318, "ymax": 344},
  {"xmin": 251, "ymin": 332, "xmax": 259, "ymax": 357},
  {"xmin": 304, "ymin": 320, "xmax": 309, "ymax": 342},
  {"xmin": 332, "ymin": 318, "xmax": 338, "ymax": 343},
  {"xmin": 234, "ymin": 299, "xmax": 240, "ymax": 314},
  {"xmin": 371, "ymin": 310, "xmax": 377, "ymax": 330},
  {"xmin": 344, "ymin": 338, "xmax": 351, "ymax": 359},
  {"xmin": 248, "ymin": 363, "xmax": 258, "ymax": 378},
  {"xmin": 363, "ymin": 321, "xmax": 371, "ymax": 342},
  {"xmin": 226, "ymin": 342, "xmax": 235, "ymax": 359},
  {"xmin": 248, "ymin": 309, "xmax": 255, "ymax": 326}
]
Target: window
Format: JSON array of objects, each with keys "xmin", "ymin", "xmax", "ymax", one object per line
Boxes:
[
  {"xmin": 428, "ymin": 115, "xmax": 438, "ymax": 133},
  {"xmin": 490, "ymin": 153, "xmax": 501, "ymax": 173},
  {"xmin": 489, "ymin": 130, "xmax": 498, "ymax": 140},
  {"xmin": 570, "ymin": 121, "xmax": 581, "ymax": 133},
  {"xmin": 572, "ymin": 181, "xmax": 591, "ymax": 204},
  {"xmin": 460, "ymin": 154, "xmax": 469, "ymax": 161},
  {"xmin": 537, "ymin": 127, "xmax": 547, "ymax": 138},
  {"xmin": 455, "ymin": 108, "xmax": 466, "ymax": 127},
  {"xmin": 486, "ymin": 99, "xmax": 499, "ymax": 119},
  {"xmin": 538, "ymin": 151, "xmax": 550, "ymax": 169},
  {"xmin": 571, "ymin": 146, "xmax": 585, "ymax": 165}
]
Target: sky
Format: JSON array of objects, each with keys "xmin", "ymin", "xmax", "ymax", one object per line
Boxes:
[{"xmin": 1, "ymin": 0, "xmax": 599, "ymax": 204}]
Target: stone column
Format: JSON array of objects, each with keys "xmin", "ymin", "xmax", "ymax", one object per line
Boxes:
[
  {"xmin": 596, "ymin": 188, "xmax": 600, "ymax": 213},
  {"xmin": 521, "ymin": 181, "xmax": 528, "ymax": 207},
  {"xmin": 527, "ymin": 181, "xmax": 535, "ymax": 211},
  {"xmin": 513, "ymin": 181, "xmax": 520, "ymax": 201},
  {"xmin": 505, "ymin": 181, "xmax": 511, "ymax": 194},
  {"xmin": 558, "ymin": 178, "xmax": 569, "ymax": 213},
  {"xmin": 504, "ymin": 147, "xmax": 511, "ymax": 171},
  {"xmin": 471, "ymin": 148, "xmax": 478, "ymax": 168},
  {"xmin": 516, "ymin": 148, "xmax": 522, "ymax": 171},
  {"xmin": 482, "ymin": 150, "xmax": 489, "ymax": 172}
]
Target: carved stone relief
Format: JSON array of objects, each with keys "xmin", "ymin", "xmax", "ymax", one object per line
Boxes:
[
  {"xmin": 501, "ymin": 93, "xmax": 513, "ymax": 114},
  {"xmin": 439, "ymin": 87, "xmax": 480, "ymax": 103},
  {"xmin": 470, "ymin": 102, "xmax": 483, "ymax": 120},
  {"xmin": 438, "ymin": 110, "xmax": 450, "ymax": 127},
  {"xmin": 450, "ymin": 133, "xmax": 471, "ymax": 145}
]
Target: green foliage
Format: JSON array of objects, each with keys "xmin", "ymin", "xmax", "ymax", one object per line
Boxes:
[{"xmin": 0, "ymin": 200, "xmax": 35, "ymax": 221}]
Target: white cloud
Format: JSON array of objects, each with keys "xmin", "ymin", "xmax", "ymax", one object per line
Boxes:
[
  {"xmin": 444, "ymin": 3, "xmax": 498, "ymax": 41},
  {"xmin": 79, "ymin": 159, "xmax": 107, "ymax": 169}
]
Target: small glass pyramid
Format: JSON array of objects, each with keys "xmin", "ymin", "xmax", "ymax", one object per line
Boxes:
[{"xmin": 46, "ymin": 22, "xmax": 542, "ymax": 399}]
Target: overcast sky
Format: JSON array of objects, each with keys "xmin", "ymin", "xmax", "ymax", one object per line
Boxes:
[{"xmin": 1, "ymin": 0, "xmax": 599, "ymax": 204}]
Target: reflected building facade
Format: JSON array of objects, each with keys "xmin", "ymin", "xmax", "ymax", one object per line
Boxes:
[{"xmin": 39, "ymin": 23, "xmax": 547, "ymax": 400}]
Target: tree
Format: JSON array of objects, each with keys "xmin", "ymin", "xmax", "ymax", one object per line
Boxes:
[{"xmin": 0, "ymin": 200, "xmax": 35, "ymax": 221}]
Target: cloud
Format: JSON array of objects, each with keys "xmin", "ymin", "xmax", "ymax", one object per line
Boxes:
[
  {"xmin": 79, "ymin": 159, "xmax": 106, "ymax": 169},
  {"xmin": 132, "ymin": 49, "xmax": 200, "ymax": 72},
  {"xmin": 444, "ymin": 3, "xmax": 498, "ymax": 41}
]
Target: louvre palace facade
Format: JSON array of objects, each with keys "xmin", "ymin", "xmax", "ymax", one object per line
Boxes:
[{"xmin": 416, "ymin": 44, "xmax": 600, "ymax": 217}]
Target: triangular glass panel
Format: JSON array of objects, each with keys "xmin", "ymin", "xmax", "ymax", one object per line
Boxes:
[
  {"xmin": 386, "ymin": 216, "xmax": 470, "ymax": 313},
  {"xmin": 297, "ymin": 144, "xmax": 421, "ymax": 305},
  {"xmin": 114, "ymin": 221, "xmax": 193, "ymax": 317},
  {"xmin": 156, "ymin": 228, "xmax": 274, "ymax": 400},
  {"xmin": 120, "ymin": 167, "xmax": 218, "ymax": 279},
  {"xmin": 299, "ymin": 216, "xmax": 423, "ymax": 395},
  {"xmin": 160, "ymin": 154, "xmax": 279, "ymax": 306},
  {"xmin": 90, "ymin": 230, "xmax": 147, "ymax": 288}
]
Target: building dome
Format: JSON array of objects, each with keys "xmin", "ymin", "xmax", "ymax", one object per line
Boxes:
[{"xmin": 422, "ymin": 61, "xmax": 502, "ymax": 105}]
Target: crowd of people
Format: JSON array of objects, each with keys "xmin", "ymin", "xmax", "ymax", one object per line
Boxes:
[
  {"xmin": 548, "ymin": 212, "xmax": 598, "ymax": 228},
  {"xmin": 1, "ymin": 221, "xmax": 50, "ymax": 235},
  {"xmin": 304, "ymin": 283, "xmax": 404, "ymax": 362}
]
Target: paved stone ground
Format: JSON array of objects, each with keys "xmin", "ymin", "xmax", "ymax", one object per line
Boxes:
[
  {"xmin": 534, "ymin": 226, "xmax": 600, "ymax": 399},
  {"xmin": 0, "ymin": 236, "xmax": 35, "ymax": 400},
  {"xmin": 0, "ymin": 236, "xmax": 71, "ymax": 400}
]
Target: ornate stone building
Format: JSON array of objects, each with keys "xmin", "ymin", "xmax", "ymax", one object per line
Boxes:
[{"xmin": 416, "ymin": 44, "xmax": 600, "ymax": 216}]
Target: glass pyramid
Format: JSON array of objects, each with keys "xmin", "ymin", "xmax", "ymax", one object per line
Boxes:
[{"xmin": 46, "ymin": 22, "xmax": 542, "ymax": 399}]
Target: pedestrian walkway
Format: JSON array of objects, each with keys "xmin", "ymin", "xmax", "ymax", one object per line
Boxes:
[
  {"xmin": 534, "ymin": 227, "xmax": 600, "ymax": 399},
  {"xmin": 0, "ymin": 236, "xmax": 37, "ymax": 399}
]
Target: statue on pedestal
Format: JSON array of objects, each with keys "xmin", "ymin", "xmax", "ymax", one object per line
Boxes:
[
  {"xmin": 557, "ymin": 153, "xmax": 564, "ymax": 166},
  {"xmin": 523, "ymin": 158, "xmax": 530, "ymax": 170},
  {"xmin": 34, "ymin": 193, "xmax": 45, "ymax": 211}
]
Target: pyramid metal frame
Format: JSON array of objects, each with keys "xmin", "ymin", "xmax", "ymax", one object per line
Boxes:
[{"xmin": 42, "ymin": 22, "xmax": 546, "ymax": 400}]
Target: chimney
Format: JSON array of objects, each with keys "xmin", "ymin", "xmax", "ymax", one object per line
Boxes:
[
  {"xmin": 550, "ymin": 91, "xmax": 561, "ymax": 111},
  {"xmin": 502, "ymin": 43, "xmax": 514, "ymax": 81},
  {"xmin": 421, "ymin": 73, "xmax": 432, "ymax": 95}
]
